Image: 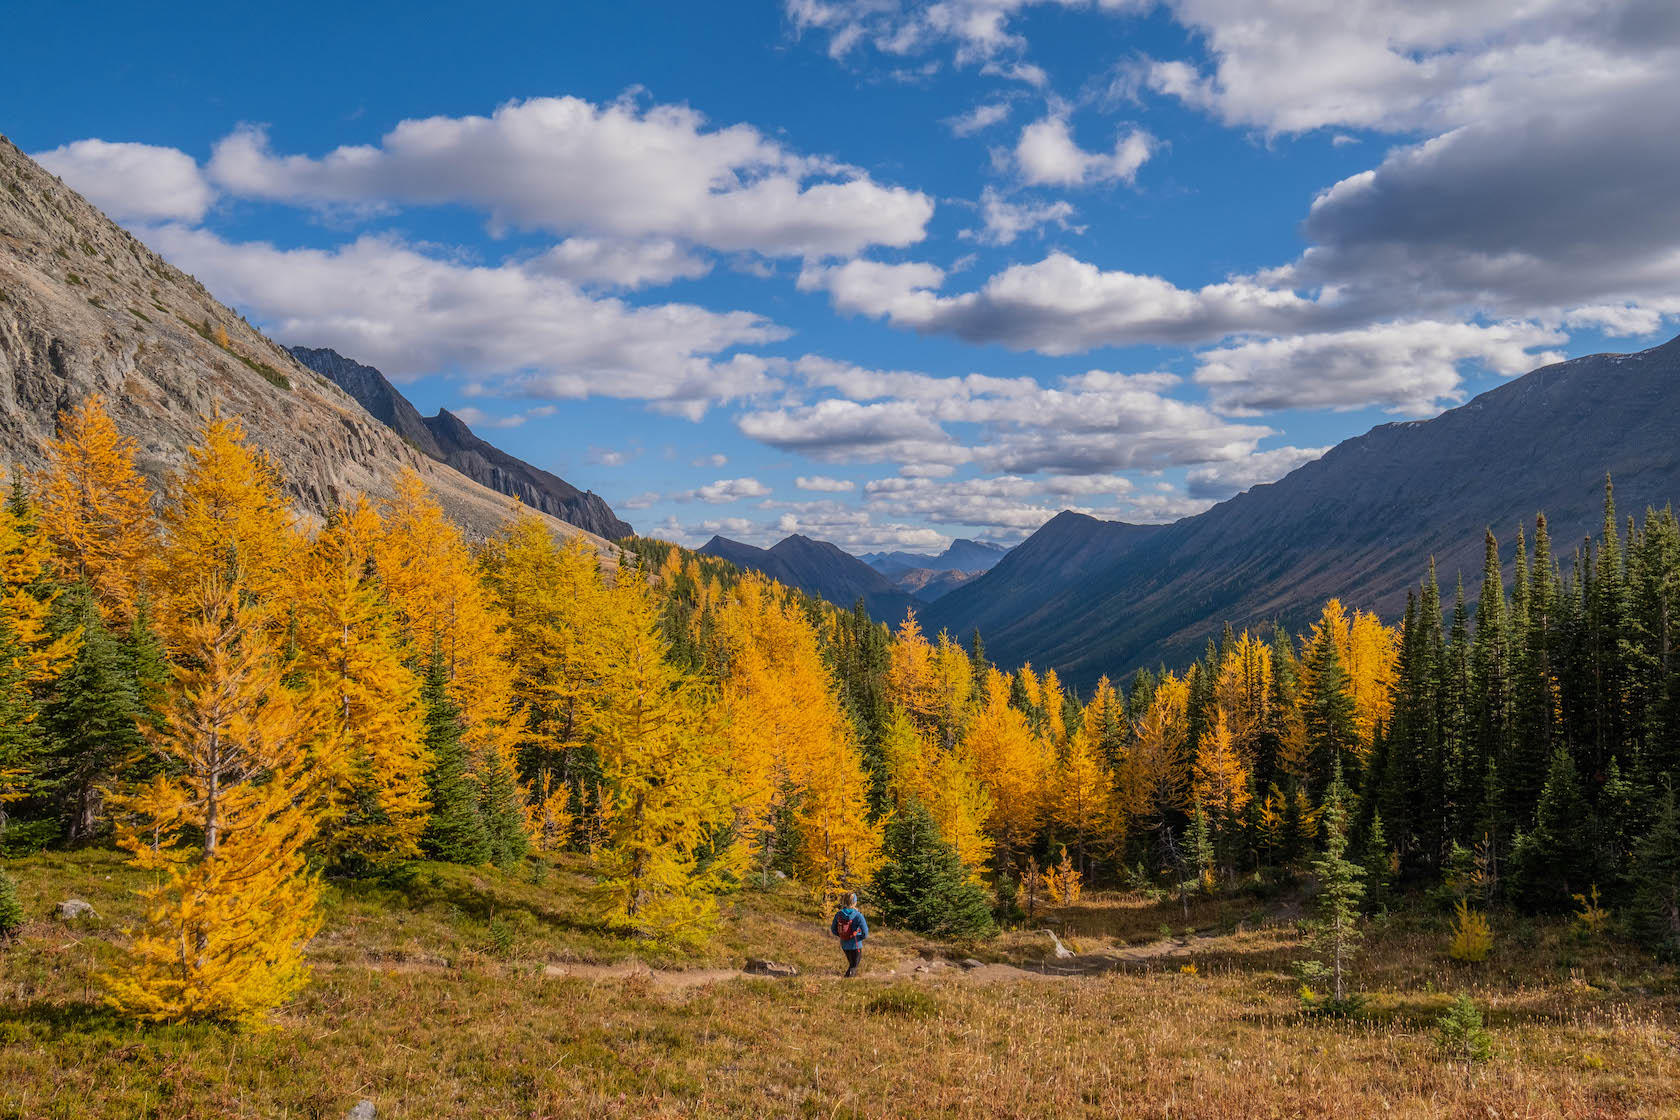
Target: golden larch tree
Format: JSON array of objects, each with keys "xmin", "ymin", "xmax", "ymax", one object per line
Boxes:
[
  {"xmin": 962, "ymin": 668, "xmax": 1049, "ymax": 860},
  {"xmin": 104, "ymin": 419, "xmax": 319, "ymax": 1026},
  {"xmin": 34, "ymin": 395, "xmax": 159, "ymax": 623},
  {"xmin": 1117, "ymin": 670, "xmax": 1192, "ymax": 834},
  {"xmin": 292, "ymin": 499, "xmax": 429, "ymax": 866}
]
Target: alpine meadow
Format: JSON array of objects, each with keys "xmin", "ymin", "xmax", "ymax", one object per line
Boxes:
[{"xmin": 7, "ymin": 2, "xmax": 1680, "ymax": 1118}]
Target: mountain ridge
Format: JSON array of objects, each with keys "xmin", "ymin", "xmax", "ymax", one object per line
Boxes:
[
  {"xmin": 925, "ymin": 337, "xmax": 1680, "ymax": 688},
  {"xmin": 289, "ymin": 346, "xmax": 631, "ymax": 539},
  {"xmin": 700, "ymin": 533, "xmax": 917, "ymax": 621}
]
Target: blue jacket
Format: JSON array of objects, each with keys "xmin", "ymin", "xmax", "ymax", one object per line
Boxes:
[{"xmin": 831, "ymin": 907, "xmax": 869, "ymax": 951}]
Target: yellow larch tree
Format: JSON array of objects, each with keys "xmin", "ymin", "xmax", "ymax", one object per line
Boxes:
[
  {"xmin": 1051, "ymin": 727, "xmax": 1111, "ymax": 875},
  {"xmin": 886, "ymin": 609, "xmax": 937, "ymax": 728},
  {"xmin": 292, "ymin": 499, "xmax": 429, "ymax": 867},
  {"xmin": 591, "ymin": 575, "xmax": 735, "ymax": 945},
  {"xmin": 1116, "ymin": 670, "xmax": 1191, "ymax": 835},
  {"xmin": 0, "ymin": 473, "xmax": 78, "ymax": 685},
  {"xmin": 879, "ymin": 703, "xmax": 992, "ymax": 877},
  {"xmin": 1344, "ymin": 608, "xmax": 1399, "ymax": 748},
  {"xmin": 1193, "ymin": 711, "xmax": 1253, "ymax": 831},
  {"xmin": 928, "ymin": 629, "xmax": 974, "ymax": 748},
  {"xmin": 1214, "ymin": 630, "xmax": 1272, "ymax": 758},
  {"xmin": 104, "ymin": 419, "xmax": 318, "ymax": 1026},
  {"xmin": 794, "ymin": 733, "xmax": 883, "ymax": 909},
  {"xmin": 33, "ymin": 395, "xmax": 159, "ymax": 623},
  {"xmin": 1080, "ymin": 675, "xmax": 1128, "ymax": 767},
  {"xmin": 1039, "ymin": 668, "xmax": 1069, "ymax": 750},
  {"xmin": 962, "ymin": 668, "xmax": 1049, "ymax": 860}
]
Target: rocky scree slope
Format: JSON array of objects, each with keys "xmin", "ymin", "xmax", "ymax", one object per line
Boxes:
[{"xmin": 0, "ymin": 135, "xmax": 613, "ymax": 562}]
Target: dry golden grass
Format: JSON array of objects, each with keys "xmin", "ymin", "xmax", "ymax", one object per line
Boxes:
[{"xmin": 3, "ymin": 851, "xmax": 1678, "ymax": 1119}]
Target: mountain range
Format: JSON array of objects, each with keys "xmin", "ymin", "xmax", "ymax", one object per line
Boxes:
[
  {"xmin": 861, "ymin": 539, "xmax": 1010, "ymax": 575},
  {"xmin": 0, "ymin": 135, "xmax": 615, "ymax": 565},
  {"xmin": 924, "ymin": 337, "xmax": 1680, "ymax": 689},
  {"xmin": 699, "ymin": 534, "xmax": 918, "ymax": 621}
]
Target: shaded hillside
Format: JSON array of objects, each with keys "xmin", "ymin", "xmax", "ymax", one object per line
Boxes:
[
  {"xmin": 926, "ymin": 338, "xmax": 1680, "ymax": 688},
  {"xmin": 0, "ymin": 135, "xmax": 613, "ymax": 563},
  {"xmin": 863, "ymin": 538, "xmax": 1008, "ymax": 576},
  {"xmin": 291, "ymin": 346, "xmax": 631, "ymax": 539},
  {"xmin": 700, "ymin": 533, "xmax": 917, "ymax": 621}
]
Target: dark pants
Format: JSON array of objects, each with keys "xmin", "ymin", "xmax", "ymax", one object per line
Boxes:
[{"xmin": 843, "ymin": 947, "xmax": 861, "ymax": 977}]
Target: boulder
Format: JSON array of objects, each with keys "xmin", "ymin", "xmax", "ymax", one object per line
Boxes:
[
  {"xmin": 743, "ymin": 959, "xmax": 800, "ymax": 978},
  {"xmin": 55, "ymin": 900, "xmax": 95, "ymax": 921},
  {"xmin": 347, "ymin": 1102, "xmax": 376, "ymax": 1120},
  {"xmin": 960, "ymin": 958, "xmax": 984, "ymax": 970}
]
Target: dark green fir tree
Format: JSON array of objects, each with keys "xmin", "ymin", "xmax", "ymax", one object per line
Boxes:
[
  {"xmin": 418, "ymin": 649, "xmax": 491, "ymax": 865},
  {"xmin": 872, "ymin": 799, "xmax": 994, "ymax": 939},
  {"xmin": 42, "ymin": 587, "xmax": 141, "ymax": 845},
  {"xmin": 1630, "ymin": 780, "xmax": 1680, "ymax": 961}
]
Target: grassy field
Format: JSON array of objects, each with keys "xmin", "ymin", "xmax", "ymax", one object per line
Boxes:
[{"xmin": 3, "ymin": 851, "xmax": 1679, "ymax": 1118}]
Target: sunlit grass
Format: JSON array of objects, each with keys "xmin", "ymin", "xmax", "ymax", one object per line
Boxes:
[{"xmin": 2, "ymin": 850, "xmax": 1678, "ymax": 1118}]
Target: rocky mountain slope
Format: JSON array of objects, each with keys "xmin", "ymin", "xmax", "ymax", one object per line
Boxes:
[
  {"xmin": 863, "ymin": 538, "xmax": 1008, "ymax": 576},
  {"xmin": 0, "ymin": 135, "xmax": 614, "ymax": 564},
  {"xmin": 290, "ymin": 347, "xmax": 630, "ymax": 539},
  {"xmin": 925, "ymin": 338, "xmax": 1680, "ymax": 688},
  {"xmin": 700, "ymin": 533, "xmax": 917, "ymax": 621}
]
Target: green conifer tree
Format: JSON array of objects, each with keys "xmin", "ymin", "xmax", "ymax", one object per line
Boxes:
[
  {"xmin": 1509, "ymin": 747, "xmax": 1593, "ymax": 909},
  {"xmin": 479, "ymin": 748, "xmax": 530, "ymax": 871},
  {"xmin": 872, "ymin": 799, "xmax": 994, "ymax": 939},
  {"xmin": 42, "ymin": 587, "xmax": 140, "ymax": 844},
  {"xmin": 1302, "ymin": 629, "xmax": 1358, "ymax": 793},
  {"xmin": 1630, "ymin": 780, "xmax": 1680, "ymax": 961},
  {"xmin": 418, "ymin": 649, "xmax": 491, "ymax": 865},
  {"xmin": 1298, "ymin": 763, "xmax": 1365, "ymax": 1007},
  {"xmin": 0, "ymin": 606, "xmax": 42, "ymax": 844}
]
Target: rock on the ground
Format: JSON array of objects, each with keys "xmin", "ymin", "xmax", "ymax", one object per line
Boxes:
[
  {"xmin": 961, "ymin": 958, "xmax": 984, "ymax": 970},
  {"xmin": 743, "ymin": 959, "xmax": 800, "ymax": 978},
  {"xmin": 55, "ymin": 900, "xmax": 95, "ymax": 921},
  {"xmin": 347, "ymin": 1102, "xmax": 376, "ymax": 1120}
]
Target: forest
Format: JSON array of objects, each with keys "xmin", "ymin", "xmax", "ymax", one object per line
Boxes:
[{"xmin": 3, "ymin": 396, "xmax": 1679, "ymax": 1032}]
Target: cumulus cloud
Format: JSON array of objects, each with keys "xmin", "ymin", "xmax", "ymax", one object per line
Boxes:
[
  {"xmin": 786, "ymin": 0, "xmax": 1149, "ymax": 67},
  {"xmin": 736, "ymin": 398, "xmax": 970, "ymax": 473},
  {"xmin": 1185, "ymin": 444, "xmax": 1329, "ymax": 499},
  {"xmin": 796, "ymin": 475, "xmax": 857, "ymax": 491},
  {"xmin": 803, "ymin": 251, "xmax": 1326, "ymax": 353},
  {"xmin": 691, "ymin": 453, "xmax": 729, "ymax": 468},
  {"xmin": 142, "ymin": 225, "xmax": 787, "ymax": 417},
  {"xmin": 1192, "ymin": 321, "xmax": 1567, "ymax": 416},
  {"xmin": 963, "ymin": 186, "xmax": 1077, "ymax": 245},
  {"xmin": 682, "ymin": 477, "xmax": 774, "ymax": 503},
  {"xmin": 1014, "ymin": 116, "xmax": 1154, "ymax": 187},
  {"xmin": 205, "ymin": 98, "xmax": 934, "ymax": 257},
  {"xmin": 532, "ymin": 238, "xmax": 710, "ymax": 289},
  {"xmin": 34, "ymin": 139, "xmax": 216, "ymax": 223}
]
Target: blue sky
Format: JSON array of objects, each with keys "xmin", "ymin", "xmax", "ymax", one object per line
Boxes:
[{"xmin": 8, "ymin": 0, "xmax": 1677, "ymax": 553}]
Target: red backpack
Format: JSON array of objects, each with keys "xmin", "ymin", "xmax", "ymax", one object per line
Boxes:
[{"xmin": 837, "ymin": 912, "xmax": 862, "ymax": 941}]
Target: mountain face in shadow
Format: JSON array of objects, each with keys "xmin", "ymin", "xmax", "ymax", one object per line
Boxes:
[
  {"xmin": 290, "ymin": 346, "xmax": 632, "ymax": 540},
  {"xmin": 925, "ymin": 338, "xmax": 1680, "ymax": 689},
  {"xmin": 700, "ymin": 533, "xmax": 917, "ymax": 622}
]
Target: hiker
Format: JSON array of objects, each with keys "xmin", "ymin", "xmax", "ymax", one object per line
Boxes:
[{"xmin": 831, "ymin": 892, "xmax": 869, "ymax": 977}]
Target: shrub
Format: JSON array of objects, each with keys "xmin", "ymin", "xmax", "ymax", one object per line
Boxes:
[
  {"xmin": 1436, "ymin": 994, "xmax": 1493, "ymax": 1062},
  {"xmin": 1448, "ymin": 898, "xmax": 1493, "ymax": 963},
  {"xmin": 1572, "ymin": 884, "xmax": 1609, "ymax": 938}
]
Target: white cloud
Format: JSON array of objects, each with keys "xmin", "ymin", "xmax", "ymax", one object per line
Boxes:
[
  {"xmin": 1014, "ymin": 116, "xmax": 1154, "ymax": 187},
  {"xmin": 533, "ymin": 238, "xmax": 710, "ymax": 289},
  {"xmin": 691, "ymin": 453, "xmax": 729, "ymax": 468},
  {"xmin": 34, "ymin": 139, "xmax": 216, "ymax": 223},
  {"xmin": 946, "ymin": 101, "xmax": 1012, "ymax": 136},
  {"xmin": 686, "ymin": 477, "xmax": 774, "ymax": 503},
  {"xmin": 1185, "ymin": 444, "xmax": 1329, "ymax": 499},
  {"xmin": 796, "ymin": 475, "xmax": 856, "ymax": 491},
  {"xmin": 589, "ymin": 446, "xmax": 634, "ymax": 466},
  {"xmin": 786, "ymin": 0, "xmax": 1150, "ymax": 67},
  {"xmin": 1192, "ymin": 320, "xmax": 1567, "ymax": 416},
  {"xmin": 205, "ymin": 98, "xmax": 934, "ymax": 257},
  {"xmin": 142, "ymin": 225, "xmax": 787, "ymax": 417},
  {"xmin": 964, "ymin": 186, "xmax": 1078, "ymax": 245},
  {"xmin": 449, "ymin": 406, "xmax": 527, "ymax": 429},
  {"xmin": 804, "ymin": 251, "xmax": 1324, "ymax": 353}
]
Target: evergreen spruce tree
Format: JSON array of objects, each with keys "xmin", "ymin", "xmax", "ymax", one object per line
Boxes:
[
  {"xmin": 478, "ymin": 748, "xmax": 530, "ymax": 871},
  {"xmin": 418, "ymin": 649, "xmax": 491, "ymax": 865},
  {"xmin": 1470, "ymin": 530, "xmax": 1512, "ymax": 844},
  {"xmin": 1298, "ymin": 763, "xmax": 1365, "ymax": 1008},
  {"xmin": 872, "ymin": 799, "xmax": 995, "ymax": 938},
  {"xmin": 1301, "ymin": 629, "xmax": 1358, "ymax": 794},
  {"xmin": 42, "ymin": 586, "xmax": 141, "ymax": 844},
  {"xmin": 1187, "ymin": 798, "xmax": 1215, "ymax": 892},
  {"xmin": 1509, "ymin": 747, "xmax": 1593, "ymax": 909},
  {"xmin": 1362, "ymin": 811, "xmax": 1390, "ymax": 908},
  {"xmin": 1630, "ymin": 780, "xmax": 1680, "ymax": 961}
]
